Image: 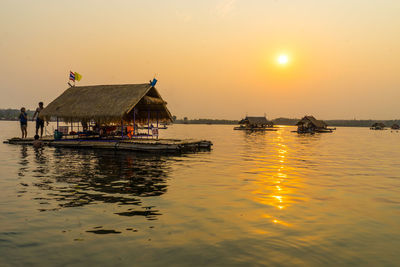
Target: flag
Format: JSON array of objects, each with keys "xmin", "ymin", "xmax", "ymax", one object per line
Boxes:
[
  {"xmin": 150, "ymin": 78, "xmax": 157, "ymax": 87},
  {"xmin": 69, "ymin": 71, "xmax": 75, "ymax": 82},
  {"xmin": 74, "ymin": 72, "xmax": 82, "ymax": 82}
]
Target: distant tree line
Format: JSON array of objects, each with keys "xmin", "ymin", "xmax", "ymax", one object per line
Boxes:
[
  {"xmin": 324, "ymin": 119, "xmax": 400, "ymax": 127},
  {"xmin": 173, "ymin": 116, "xmax": 400, "ymax": 127},
  {"xmin": 0, "ymin": 109, "xmax": 35, "ymax": 121},
  {"xmin": 173, "ymin": 116, "xmax": 239, "ymax": 125},
  {"xmin": 1, "ymin": 110, "xmax": 398, "ymax": 127}
]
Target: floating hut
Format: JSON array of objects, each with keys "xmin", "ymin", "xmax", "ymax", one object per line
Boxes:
[
  {"xmin": 295, "ymin": 116, "xmax": 334, "ymax": 133},
  {"xmin": 370, "ymin": 122, "xmax": 386, "ymax": 130},
  {"xmin": 234, "ymin": 116, "xmax": 277, "ymax": 131},
  {"xmin": 5, "ymin": 82, "xmax": 212, "ymax": 152},
  {"xmin": 391, "ymin": 123, "xmax": 399, "ymax": 130}
]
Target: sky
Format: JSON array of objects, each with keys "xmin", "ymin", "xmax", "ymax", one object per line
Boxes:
[{"xmin": 0, "ymin": 0, "xmax": 399, "ymax": 120}]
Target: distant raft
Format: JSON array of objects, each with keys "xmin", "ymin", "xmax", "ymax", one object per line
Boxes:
[
  {"xmin": 294, "ymin": 116, "xmax": 335, "ymax": 134},
  {"xmin": 234, "ymin": 116, "xmax": 278, "ymax": 131},
  {"xmin": 370, "ymin": 122, "xmax": 386, "ymax": 130}
]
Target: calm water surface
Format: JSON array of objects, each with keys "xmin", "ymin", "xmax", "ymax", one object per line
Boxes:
[{"xmin": 1, "ymin": 121, "xmax": 399, "ymax": 266}]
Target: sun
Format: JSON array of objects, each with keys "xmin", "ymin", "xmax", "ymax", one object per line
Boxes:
[{"xmin": 277, "ymin": 54, "xmax": 289, "ymax": 65}]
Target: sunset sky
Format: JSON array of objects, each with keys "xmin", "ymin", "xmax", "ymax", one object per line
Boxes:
[{"xmin": 0, "ymin": 0, "xmax": 399, "ymax": 119}]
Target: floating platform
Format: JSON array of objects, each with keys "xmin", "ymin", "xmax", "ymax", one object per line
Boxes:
[
  {"xmin": 291, "ymin": 128, "xmax": 335, "ymax": 134},
  {"xmin": 233, "ymin": 127, "xmax": 278, "ymax": 131},
  {"xmin": 3, "ymin": 136, "xmax": 212, "ymax": 153}
]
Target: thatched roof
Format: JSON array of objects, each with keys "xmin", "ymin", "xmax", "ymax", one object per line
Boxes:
[
  {"xmin": 40, "ymin": 83, "xmax": 173, "ymax": 124},
  {"xmin": 239, "ymin": 116, "xmax": 273, "ymax": 126},
  {"xmin": 296, "ymin": 116, "xmax": 327, "ymax": 129}
]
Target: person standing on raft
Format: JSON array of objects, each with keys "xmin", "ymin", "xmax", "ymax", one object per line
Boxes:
[
  {"xmin": 19, "ymin": 107, "xmax": 28, "ymax": 139},
  {"xmin": 32, "ymin": 102, "xmax": 46, "ymax": 138}
]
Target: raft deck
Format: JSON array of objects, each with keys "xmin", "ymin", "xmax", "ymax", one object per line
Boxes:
[
  {"xmin": 234, "ymin": 127, "xmax": 278, "ymax": 131},
  {"xmin": 4, "ymin": 136, "xmax": 213, "ymax": 153}
]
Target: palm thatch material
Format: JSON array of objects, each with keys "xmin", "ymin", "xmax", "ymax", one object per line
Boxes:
[
  {"xmin": 40, "ymin": 84, "xmax": 173, "ymax": 124},
  {"xmin": 296, "ymin": 116, "xmax": 327, "ymax": 129},
  {"xmin": 239, "ymin": 116, "xmax": 274, "ymax": 127}
]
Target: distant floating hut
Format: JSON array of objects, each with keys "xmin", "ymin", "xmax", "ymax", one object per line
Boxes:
[
  {"xmin": 295, "ymin": 115, "xmax": 334, "ymax": 133},
  {"xmin": 234, "ymin": 116, "xmax": 276, "ymax": 131},
  {"xmin": 5, "ymin": 82, "xmax": 212, "ymax": 152},
  {"xmin": 391, "ymin": 123, "xmax": 399, "ymax": 130},
  {"xmin": 370, "ymin": 122, "xmax": 386, "ymax": 130}
]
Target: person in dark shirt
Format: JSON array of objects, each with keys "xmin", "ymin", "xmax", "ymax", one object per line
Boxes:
[{"xmin": 19, "ymin": 107, "xmax": 28, "ymax": 139}]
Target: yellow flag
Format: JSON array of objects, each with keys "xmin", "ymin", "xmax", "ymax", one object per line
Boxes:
[{"xmin": 74, "ymin": 72, "xmax": 82, "ymax": 82}]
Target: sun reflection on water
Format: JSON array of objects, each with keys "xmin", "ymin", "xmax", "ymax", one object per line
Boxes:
[{"xmin": 249, "ymin": 130, "xmax": 304, "ymax": 228}]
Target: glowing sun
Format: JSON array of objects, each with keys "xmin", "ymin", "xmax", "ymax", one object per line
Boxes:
[{"xmin": 277, "ymin": 54, "xmax": 289, "ymax": 65}]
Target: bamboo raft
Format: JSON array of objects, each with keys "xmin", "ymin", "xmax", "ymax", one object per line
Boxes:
[
  {"xmin": 233, "ymin": 127, "xmax": 278, "ymax": 131},
  {"xmin": 292, "ymin": 128, "xmax": 335, "ymax": 134},
  {"xmin": 4, "ymin": 136, "xmax": 213, "ymax": 153}
]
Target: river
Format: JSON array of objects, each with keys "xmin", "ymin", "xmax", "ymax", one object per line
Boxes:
[{"xmin": 1, "ymin": 121, "xmax": 399, "ymax": 266}]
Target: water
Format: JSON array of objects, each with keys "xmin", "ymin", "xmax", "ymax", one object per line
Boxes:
[{"xmin": 1, "ymin": 121, "xmax": 399, "ymax": 266}]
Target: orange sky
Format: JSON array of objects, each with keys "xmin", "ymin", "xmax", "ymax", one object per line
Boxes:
[{"xmin": 0, "ymin": 0, "xmax": 399, "ymax": 119}]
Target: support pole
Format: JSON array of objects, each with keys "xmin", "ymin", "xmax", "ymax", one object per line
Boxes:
[
  {"xmin": 121, "ymin": 120, "xmax": 124, "ymax": 139},
  {"xmin": 56, "ymin": 117, "xmax": 59, "ymax": 131},
  {"xmin": 147, "ymin": 109, "xmax": 150, "ymax": 138},
  {"xmin": 156, "ymin": 111, "xmax": 159, "ymax": 140},
  {"xmin": 133, "ymin": 107, "xmax": 136, "ymax": 137}
]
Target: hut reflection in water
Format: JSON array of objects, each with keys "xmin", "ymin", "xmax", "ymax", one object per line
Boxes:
[{"xmin": 19, "ymin": 147, "xmax": 172, "ymax": 220}]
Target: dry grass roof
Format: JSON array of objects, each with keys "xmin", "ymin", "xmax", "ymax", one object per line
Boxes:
[{"xmin": 40, "ymin": 83, "xmax": 173, "ymax": 124}]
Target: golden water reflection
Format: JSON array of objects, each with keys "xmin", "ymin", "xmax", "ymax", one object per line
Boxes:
[{"xmin": 249, "ymin": 130, "xmax": 305, "ymax": 228}]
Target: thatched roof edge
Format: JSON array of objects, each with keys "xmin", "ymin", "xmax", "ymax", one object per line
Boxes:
[{"xmin": 40, "ymin": 83, "xmax": 173, "ymax": 124}]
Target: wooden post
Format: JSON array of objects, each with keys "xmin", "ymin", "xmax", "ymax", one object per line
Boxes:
[
  {"xmin": 121, "ymin": 120, "xmax": 124, "ymax": 139},
  {"xmin": 156, "ymin": 111, "xmax": 159, "ymax": 140},
  {"xmin": 147, "ymin": 109, "xmax": 150, "ymax": 138},
  {"xmin": 133, "ymin": 107, "xmax": 136, "ymax": 137}
]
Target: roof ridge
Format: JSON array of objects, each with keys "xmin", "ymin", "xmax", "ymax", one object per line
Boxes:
[{"xmin": 72, "ymin": 83, "xmax": 151, "ymax": 88}]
